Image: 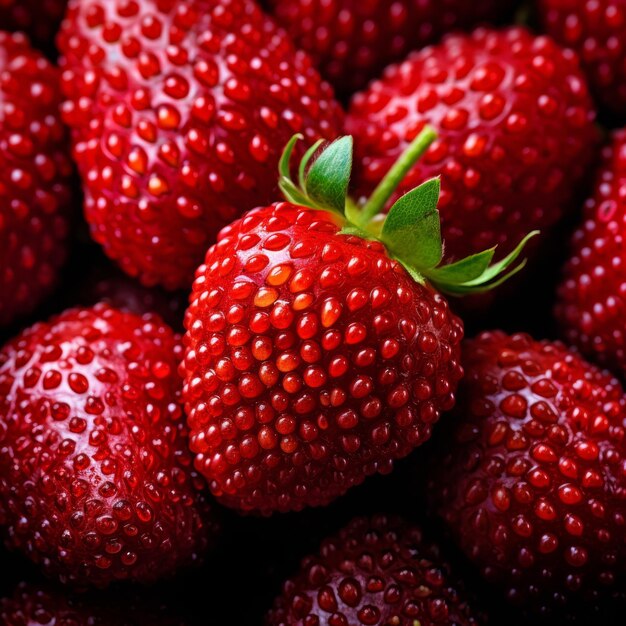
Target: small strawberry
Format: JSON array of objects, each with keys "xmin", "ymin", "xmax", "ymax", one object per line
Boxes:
[
  {"xmin": 0, "ymin": 31, "xmax": 74, "ymax": 327},
  {"xmin": 346, "ymin": 27, "xmax": 598, "ymax": 264},
  {"xmin": 182, "ymin": 127, "xmax": 537, "ymax": 514},
  {"xmin": 58, "ymin": 0, "xmax": 343, "ymax": 291},
  {"xmin": 266, "ymin": 515, "xmax": 480, "ymax": 626},
  {"xmin": 0, "ymin": 1, "xmax": 67, "ymax": 49},
  {"xmin": 0, "ymin": 304, "xmax": 219, "ymax": 587},
  {"xmin": 537, "ymin": 0, "xmax": 626, "ymax": 118},
  {"xmin": 556, "ymin": 131, "xmax": 626, "ymax": 377},
  {"xmin": 267, "ymin": 0, "xmax": 518, "ymax": 95},
  {"xmin": 428, "ymin": 331, "xmax": 626, "ymax": 621},
  {"xmin": 1, "ymin": 582, "xmax": 186, "ymax": 626}
]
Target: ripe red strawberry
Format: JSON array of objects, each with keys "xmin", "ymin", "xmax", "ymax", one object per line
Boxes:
[
  {"xmin": 57, "ymin": 0, "xmax": 343, "ymax": 291},
  {"xmin": 0, "ymin": 31, "xmax": 74, "ymax": 327},
  {"xmin": 182, "ymin": 128, "xmax": 537, "ymax": 514},
  {"xmin": 266, "ymin": 515, "xmax": 480, "ymax": 625},
  {"xmin": 0, "ymin": 1, "xmax": 67, "ymax": 48},
  {"xmin": 0, "ymin": 583, "xmax": 186, "ymax": 626},
  {"xmin": 556, "ymin": 131, "xmax": 626, "ymax": 377},
  {"xmin": 267, "ymin": 0, "xmax": 517, "ymax": 95},
  {"xmin": 538, "ymin": 0, "xmax": 626, "ymax": 118},
  {"xmin": 428, "ymin": 331, "xmax": 626, "ymax": 621},
  {"xmin": 0, "ymin": 304, "xmax": 219, "ymax": 587},
  {"xmin": 346, "ymin": 27, "xmax": 598, "ymax": 264}
]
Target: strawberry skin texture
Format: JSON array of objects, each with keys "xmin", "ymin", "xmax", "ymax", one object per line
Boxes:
[
  {"xmin": 556, "ymin": 131, "xmax": 626, "ymax": 377},
  {"xmin": 182, "ymin": 203, "xmax": 464, "ymax": 514},
  {"xmin": 538, "ymin": 0, "xmax": 626, "ymax": 117},
  {"xmin": 0, "ymin": 32, "xmax": 74, "ymax": 327},
  {"xmin": 429, "ymin": 332, "xmax": 626, "ymax": 619},
  {"xmin": 268, "ymin": 0, "xmax": 517, "ymax": 95},
  {"xmin": 346, "ymin": 27, "xmax": 598, "ymax": 263},
  {"xmin": 0, "ymin": 304, "xmax": 218, "ymax": 587},
  {"xmin": 58, "ymin": 0, "xmax": 343, "ymax": 291},
  {"xmin": 266, "ymin": 515, "xmax": 479, "ymax": 626},
  {"xmin": 0, "ymin": 1, "xmax": 67, "ymax": 48}
]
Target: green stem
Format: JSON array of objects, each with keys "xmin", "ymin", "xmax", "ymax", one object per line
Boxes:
[{"xmin": 358, "ymin": 125, "xmax": 437, "ymax": 226}]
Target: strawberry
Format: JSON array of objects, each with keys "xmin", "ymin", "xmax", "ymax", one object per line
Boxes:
[
  {"xmin": 266, "ymin": 514, "xmax": 480, "ymax": 626},
  {"xmin": 346, "ymin": 27, "xmax": 598, "ymax": 264},
  {"xmin": 0, "ymin": 304, "xmax": 219, "ymax": 587},
  {"xmin": 181, "ymin": 128, "xmax": 537, "ymax": 514},
  {"xmin": 267, "ymin": 0, "xmax": 517, "ymax": 95},
  {"xmin": 428, "ymin": 331, "xmax": 626, "ymax": 621},
  {"xmin": 1, "ymin": 582, "xmax": 186, "ymax": 626},
  {"xmin": 0, "ymin": 1, "xmax": 67, "ymax": 49},
  {"xmin": 0, "ymin": 31, "xmax": 74, "ymax": 327},
  {"xmin": 537, "ymin": 0, "xmax": 626, "ymax": 118},
  {"xmin": 57, "ymin": 0, "xmax": 343, "ymax": 291},
  {"xmin": 556, "ymin": 131, "xmax": 626, "ymax": 377}
]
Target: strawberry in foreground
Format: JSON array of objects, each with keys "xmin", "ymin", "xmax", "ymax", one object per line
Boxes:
[
  {"xmin": 0, "ymin": 304, "xmax": 219, "ymax": 587},
  {"xmin": 267, "ymin": 0, "xmax": 517, "ymax": 95},
  {"xmin": 266, "ymin": 515, "xmax": 480, "ymax": 625},
  {"xmin": 538, "ymin": 0, "xmax": 626, "ymax": 119},
  {"xmin": 428, "ymin": 331, "xmax": 626, "ymax": 621},
  {"xmin": 0, "ymin": 31, "xmax": 74, "ymax": 327},
  {"xmin": 58, "ymin": 0, "xmax": 343, "ymax": 291},
  {"xmin": 0, "ymin": 1, "xmax": 67, "ymax": 49},
  {"xmin": 346, "ymin": 27, "xmax": 597, "ymax": 264},
  {"xmin": 182, "ymin": 127, "xmax": 537, "ymax": 514},
  {"xmin": 556, "ymin": 130, "xmax": 626, "ymax": 378}
]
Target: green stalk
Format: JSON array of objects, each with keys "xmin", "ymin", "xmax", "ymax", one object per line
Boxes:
[{"xmin": 358, "ymin": 125, "xmax": 437, "ymax": 226}]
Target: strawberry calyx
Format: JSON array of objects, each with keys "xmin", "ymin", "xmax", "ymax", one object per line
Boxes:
[{"xmin": 278, "ymin": 128, "xmax": 539, "ymax": 296}]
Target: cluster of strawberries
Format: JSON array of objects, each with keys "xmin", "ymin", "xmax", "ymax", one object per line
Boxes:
[{"xmin": 1, "ymin": 0, "xmax": 626, "ymax": 624}]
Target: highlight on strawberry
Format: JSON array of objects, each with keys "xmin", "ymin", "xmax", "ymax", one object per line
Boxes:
[{"xmin": 181, "ymin": 127, "xmax": 539, "ymax": 514}]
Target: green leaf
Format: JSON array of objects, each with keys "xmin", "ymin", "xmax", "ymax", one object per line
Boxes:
[
  {"xmin": 305, "ymin": 136, "xmax": 352, "ymax": 214},
  {"xmin": 423, "ymin": 231, "xmax": 540, "ymax": 296},
  {"xmin": 425, "ymin": 246, "xmax": 496, "ymax": 284},
  {"xmin": 339, "ymin": 224, "xmax": 378, "ymax": 240},
  {"xmin": 279, "ymin": 177, "xmax": 317, "ymax": 209},
  {"xmin": 380, "ymin": 178, "xmax": 442, "ymax": 271},
  {"xmin": 435, "ymin": 259, "xmax": 528, "ymax": 295},
  {"xmin": 398, "ymin": 260, "xmax": 426, "ymax": 286},
  {"xmin": 299, "ymin": 139, "xmax": 324, "ymax": 190},
  {"xmin": 455, "ymin": 231, "xmax": 539, "ymax": 287},
  {"xmin": 279, "ymin": 134, "xmax": 303, "ymax": 181},
  {"xmin": 344, "ymin": 197, "xmax": 362, "ymax": 225}
]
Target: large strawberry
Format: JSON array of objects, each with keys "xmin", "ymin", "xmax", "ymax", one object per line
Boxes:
[
  {"xmin": 0, "ymin": 304, "xmax": 219, "ymax": 587},
  {"xmin": 266, "ymin": 515, "xmax": 480, "ymax": 626},
  {"xmin": 556, "ymin": 130, "xmax": 626, "ymax": 377},
  {"xmin": 0, "ymin": 31, "xmax": 74, "ymax": 327},
  {"xmin": 428, "ymin": 331, "xmax": 626, "ymax": 622},
  {"xmin": 537, "ymin": 0, "xmax": 626, "ymax": 118},
  {"xmin": 346, "ymin": 27, "xmax": 598, "ymax": 264},
  {"xmin": 267, "ymin": 0, "xmax": 518, "ymax": 95},
  {"xmin": 0, "ymin": 1, "xmax": 68, "ymax": 49},
  {"xmin": 58, "ymin": 0, "xmax": 343, "ymax": 291},
  {"xmin": 181, "ymin": 127, "xmax": 537, "ymax": 514}
]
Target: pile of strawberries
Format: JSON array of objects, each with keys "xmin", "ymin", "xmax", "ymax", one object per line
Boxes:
[{"xmin": 2, "ymin": 0, "xmax": 626, "ymax": 624}]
